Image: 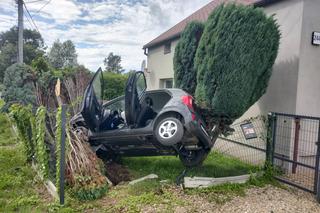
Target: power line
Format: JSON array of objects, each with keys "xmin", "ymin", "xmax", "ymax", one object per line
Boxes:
[
  {"xmin": 24, "ymin": 12, "xmax": 35, "ymax": 29},
  {"xmin": 23, "ymin": 1, "xmax": 40, "ymax": 33},
  {"xmin": 24, "ymin": 0, "xmax": 47, "ymax": 3},
  {"xmin": 35, "ymin": 0, "xmax": 51, "ymax": 14},
  {"xmin": 22, "ymin": 1, "xmax": 48, "ymax": 47}
]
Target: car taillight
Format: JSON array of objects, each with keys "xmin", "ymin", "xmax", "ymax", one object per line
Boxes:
[
  {"xmin": 182, "ymin": 95, "xmax": 197, "ymax": 121},
  {"xmin": 181, "ymin": 95, "xmax": 194, "ymax": 110}
]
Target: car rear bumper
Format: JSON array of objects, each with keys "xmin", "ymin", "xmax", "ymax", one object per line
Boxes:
[{"xmin": 185, "ymin": 120, "xmax": 215, "ymax": 149}]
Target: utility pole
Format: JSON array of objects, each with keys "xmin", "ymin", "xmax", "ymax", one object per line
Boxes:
[{"xmin": 17, "ymin": 0, "xmax": 24, "ymax": 64}]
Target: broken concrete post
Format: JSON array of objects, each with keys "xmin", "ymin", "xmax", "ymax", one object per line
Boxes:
[
  {"xmin": 184, "ymin": 173, "xmax": 262, "ymax": 188},
  {"xmin": 129, "ymin": 174, "xmax": 158, "ymax": 185}
]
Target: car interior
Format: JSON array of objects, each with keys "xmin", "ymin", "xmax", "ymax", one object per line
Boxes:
[
  {"xmin": 100, "ymin": 90, "xmax": 172, "ymax": 131},
  {"xmin": 83, "ymin": 69, "xmax": 174, "ymax": 133}
]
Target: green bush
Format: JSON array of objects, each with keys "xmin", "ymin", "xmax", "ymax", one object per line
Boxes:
[
  {"xmin": 3, "ymin": 63, "xmax": 36, "ymax": 107},
  {"xmin": 9, "ymin": 104, "xmax": 35, "ymax": 162},
  {"xmin": 195, "ymin": 4, "xmax": 280, "ymax": 121},
  {"xmin": 71, "ymin": 182, "xmax": 108, "ymax": 201},
  {"xmin": 174, "ymin": 21, "xmax": 204, "ymax": 95},
  {"xmin": 102, "ymin": 72, "xmax": 128, "ymax": 100}
]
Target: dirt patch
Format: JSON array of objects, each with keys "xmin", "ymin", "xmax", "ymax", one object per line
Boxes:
[{"xmin": 105, "ymin": 162, "xmax": 131, "ymax": 185}]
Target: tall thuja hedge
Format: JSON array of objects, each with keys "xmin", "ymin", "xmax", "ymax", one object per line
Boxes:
[
  {"xmin": 195, "ymin": 4, "xmax": 280, "ymax": 122},
  {"xmin": 174, "ymin": 21, "xmax": 204, "ymax": 95}
]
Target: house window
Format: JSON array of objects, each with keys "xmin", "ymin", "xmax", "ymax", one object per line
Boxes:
[
  {"xmin": 164, "ymin": 42, "xmax": 171, "ymax": 54},
  {"xmin": 160, "ymin": 78, "xmax": 173, "ymax": 89}
]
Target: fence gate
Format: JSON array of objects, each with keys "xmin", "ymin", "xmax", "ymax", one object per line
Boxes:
[{"xmin": 270, "ymin": 112, "xmax": 320, "ymax": 194}]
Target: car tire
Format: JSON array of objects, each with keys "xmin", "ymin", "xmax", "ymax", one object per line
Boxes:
[
  {"xmin": 179, "ymin": 148, "xmax": 209, "ymax": 167},
  {"xmin": 155, "ymin": 117, "xmax": 184, "ymax": 146}
]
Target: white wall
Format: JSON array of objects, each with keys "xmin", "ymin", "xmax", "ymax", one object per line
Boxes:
[
  {"xmin": 146, "ymin": 0, "xmax": 320, "ymax": 120},
  {"xmin": 236, "ymin": 0, "xmax": 304, "ymax": 122},
  {"xmin": 295, "ymin": 0, "xmax": 320, "ymax": 117},
  {"xmin": 145, "ymin": 39, "xmax": 179, "ymax": 90}
]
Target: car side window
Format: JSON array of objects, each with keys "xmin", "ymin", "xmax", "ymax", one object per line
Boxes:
[
  {"xmin": 136, "ymin": 73, "xmax": 146, "ymax": 99},
  {"xmin": 92, "ymin": 71, "xmax": 103, "ymax": 105}
]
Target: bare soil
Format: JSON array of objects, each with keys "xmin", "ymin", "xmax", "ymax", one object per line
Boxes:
[{"xmin": 105, "ymin": 162, "xmax": 131, "ymax": 185}]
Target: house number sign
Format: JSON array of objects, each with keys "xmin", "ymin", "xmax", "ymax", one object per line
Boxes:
[{"xmin": 312, "ymin": 32, "xmax": 320, "ymax": 45}]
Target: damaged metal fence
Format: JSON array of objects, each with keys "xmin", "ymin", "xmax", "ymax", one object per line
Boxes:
[
  {"xmin": 214, "ymin": 112, "xmax": 320, "ymax": 201},
  {"xmin": 215, "ymin": 115, "xmax": 268, "ymax": 166}
]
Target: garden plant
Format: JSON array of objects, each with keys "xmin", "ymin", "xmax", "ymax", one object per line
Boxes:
[{"xmin": 174, "ymin": 4, "xmax": 280, "ymax": 129}]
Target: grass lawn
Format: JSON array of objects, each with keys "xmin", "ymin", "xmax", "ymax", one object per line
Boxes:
[
  {"xmin": 0, "ymin": 112, "xmax": 47, "ymax": 212},
  {"xmin": 0, "ymin": 113, "xmax": 17, "ymax": 146},
  {"xmin": 0, "ymin": 111, "xmax": 273, "ymax": 212},
  {"xmin": 122, "ymin": 152, "xmax": 259, "ymax": 182}
]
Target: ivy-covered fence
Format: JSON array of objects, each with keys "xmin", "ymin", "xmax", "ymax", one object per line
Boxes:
[
  {"xmin": 9, "ymin": 104, "xmax": 108, "ymax": 204},
  {"xmin": 9, "ymin": 104, "xmax": 60, "ymax": 191}
]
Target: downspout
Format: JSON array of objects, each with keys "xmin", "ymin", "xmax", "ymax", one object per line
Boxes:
[{"xmin": 144, "ymin": 47, "xmax": 148, "ymax": 56}]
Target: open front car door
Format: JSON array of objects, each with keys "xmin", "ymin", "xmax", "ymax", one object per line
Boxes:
[
  {"xmin": 81, "ymin": 68, "xmax": 104, "ymax": 132},
  {"xmin": 124, "ymin": 71, "xmax": 147, "ymax": 127}
]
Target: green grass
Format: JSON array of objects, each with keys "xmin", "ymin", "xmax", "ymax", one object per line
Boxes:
[
  {"xmin": 0, "ymin": 145, "xmax": 46, "ymax": 212},
  {"xmin": 122, "ymin": 151, "xmax": 260, "ymax": 181},
  {"xmin": 0, "ymin": 113, "xmax": 17, "ymax": 146},
  {"xmin": 0, "ymin": 109, "xmax": 276, "ymax": 212}
]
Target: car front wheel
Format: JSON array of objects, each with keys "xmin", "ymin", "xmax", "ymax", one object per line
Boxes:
[{"xmin": 155, "ymin": 117, "xmax": 184, "ymax": 146}]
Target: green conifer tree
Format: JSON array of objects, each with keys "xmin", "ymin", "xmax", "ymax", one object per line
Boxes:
[
  {"xmin": 174, "ymin": 21, "xmax": 204, "ymax": 95},
  {"xmin": 195, "ymin": 4, "xmax": 280, "ymax": 122}
]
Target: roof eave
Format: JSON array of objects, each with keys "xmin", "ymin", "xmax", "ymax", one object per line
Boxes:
[{"xmin": 143, "ymin": 33, "xmax": 181, "ymax": 49}]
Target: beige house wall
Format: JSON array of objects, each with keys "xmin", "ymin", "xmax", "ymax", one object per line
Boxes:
[
  {"xmin": 295, "ymin": 0, "xmax": 320, "ymax": 117},
  {"xmin": 145, "ymin": 39, "xmax": 179, "ymax": 90},
  {"xmin": 237, "ymin": 0, "xmax": 304, "ymax": 122},
  {"xmin": 146, "ymin": 0, "xmax": 320, "ymax": 120}
]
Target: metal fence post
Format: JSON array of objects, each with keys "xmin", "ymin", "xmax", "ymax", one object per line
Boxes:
[
  {"xmin": 59, "ymin": 105, "xmax": 67, "ymax": 205},
  {"xmin": 315, "ymin": 120, "xmax": 320, "ymax": 201},
  {"xmin": 271, "ymin": 113, "xmax": 277, "ymax": 165},
  {"xmin": 292, "ymin": 118, "xmax": 301, "ymax": 174},
  {"xmin": 266, "ymin": 113, "xmax": 274, "ymax": 167}
]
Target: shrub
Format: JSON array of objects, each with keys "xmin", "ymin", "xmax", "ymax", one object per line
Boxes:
[
  {"xmin": 9, "ymin": 104, "xmax": 35, "ymax": 162},
  {"xmin": 173, "ymin": 21, "xmax": 204, "ymax": 95},
  {"xmin": 102, "ymin": 72, "xmax": 128, "ymax": 100},
  {"xmin": 3, "ymin": 63, "xmax": 36, "ymax": 107},
  {"xmin": 195, "ymin": 4, "xmax": 280, "ymax": 122}
]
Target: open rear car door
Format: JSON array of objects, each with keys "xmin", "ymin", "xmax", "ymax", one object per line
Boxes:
[
  {"xmin": 81, "ymin": 68, "xmax": 104, "ymax": 132},
  {"xmin": 125, "ymin": 71, "xmax": 147, "ymax": 127}
]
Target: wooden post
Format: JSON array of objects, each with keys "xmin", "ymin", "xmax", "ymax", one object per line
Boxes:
[{"xmin": 55, "ymin": 79, "xmax": 62, "ymax": 106}]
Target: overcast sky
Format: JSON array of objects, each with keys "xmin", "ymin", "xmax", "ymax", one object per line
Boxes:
[{"xmin": 0, "ymin": 0, "xmax": 211, "ymax": 71}]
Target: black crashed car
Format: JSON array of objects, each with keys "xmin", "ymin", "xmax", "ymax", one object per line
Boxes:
[{"xmin": 74, "ymin": 69, "xmax": 218, "ymax": 167}]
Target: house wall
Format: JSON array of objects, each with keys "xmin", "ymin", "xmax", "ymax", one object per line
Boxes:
[
  {"xmin": 237, "ymin": 0, "xmax": 304, "ymax": 122},
  {"xmin": 295, "ymin": 0, "xmax": 320, "ymax": 117},
  {"xmin": 146, "ymin": 0, "xmax": 320, "ymax": 120},
  {"xmin": 145, "ymin": 39, "xmax": 179, "ymax": 90}
]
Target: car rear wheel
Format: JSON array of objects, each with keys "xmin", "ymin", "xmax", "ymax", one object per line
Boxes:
[
  {"xmin": 179, "ymin": 148, "xmax": 209, "ymax": 167},
  {"xmin": 155, "ymin": 117, "xmax": 184, "ymax": 146}
]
